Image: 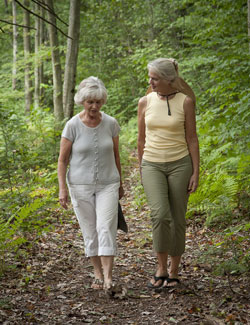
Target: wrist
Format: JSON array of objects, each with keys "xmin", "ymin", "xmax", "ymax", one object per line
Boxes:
[{"xmin": 59, "ymin": 186, "xmax": 67, "ymax": 191}]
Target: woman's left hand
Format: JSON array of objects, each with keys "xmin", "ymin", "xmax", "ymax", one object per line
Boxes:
[
  {"xmin": 188, "ymin": 173, "xmax": 199, "ymax": 193},
  {"xmin": 119, "ymin": 185, "xmax": 124, "ymax": 200}
]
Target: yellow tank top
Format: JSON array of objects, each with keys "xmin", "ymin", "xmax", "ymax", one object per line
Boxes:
[{"xmin": 143, "ymin": 92, "xmax": 189, "ymax": 162}]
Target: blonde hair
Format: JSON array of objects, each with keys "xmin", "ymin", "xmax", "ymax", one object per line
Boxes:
[
  {"xmin": 147, "ymin": 58, "xmax": 178, "ymax": 82},
  {"xmin": 74, "ymin": 76, "xmax": 107, "ymax": 106},
  {"xmin": 147, "ymin": 58, "xmax": 196, "ymax": 103}
]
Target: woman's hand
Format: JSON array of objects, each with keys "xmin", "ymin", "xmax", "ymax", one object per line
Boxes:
[
  {"xmin": 188, "ymin": 173, "xmax": 199, "ymax": 194},
  {"xmin": 59, "ymin": 188, "xmax": 69, "ymax": 209},
  {"xmin": 184, "ymin": 96, "xmax": 200, "ymax": 195},
  {"xmin": 119, "ymin": 185, "xmax": 124, "ymax": 200}
]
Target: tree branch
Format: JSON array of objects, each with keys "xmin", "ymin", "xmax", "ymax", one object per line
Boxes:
[
  {"xmin": 30, "ymin": 0, "xmax": 68, "ymax": 27},
  {"xmin": 15, "ymin": 0, "xmax": 72, "ymax": 39},
  {"xmin": 0, "ymin": 19, "xmax": 36, "ymax": 30}
]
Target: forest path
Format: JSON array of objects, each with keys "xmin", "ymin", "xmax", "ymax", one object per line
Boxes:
[{"xmin": 0, "ymin": 152, "xmax": 249, "ymax": 324}]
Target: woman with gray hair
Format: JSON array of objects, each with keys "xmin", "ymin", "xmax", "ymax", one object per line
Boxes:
[
  {"xmin": 137, "ymin": 58, "xmax": 199, "ymax": 289},
  {"xmin": 58, "ymin": 76, "xmax": 124, "ymax": 291}
]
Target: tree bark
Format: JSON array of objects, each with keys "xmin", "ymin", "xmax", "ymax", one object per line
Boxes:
[
  {"xmin": 63, "ymin": 0, "xmax": 81, "ymax": 119},
  {"xmin": 4, "ymin": 0, "xmax": 10, "ymax": 13},
  {"xmin": 45, "ymin": 0, "xmax": 64, "ymax": 121},
  {"xmin": 39, "ymin": 5, "xmax": 46, "ymax": 101},
  {"xmin": 12, "ymin": 0, "xmax": 18, "ymax": 90},
  {"xmin": 23, "ymin": 0, "xmax": 33, "ymax": 113},
  {"xmin": 34, "ymin": 2, "xmax": 41, "ymax": 108}
]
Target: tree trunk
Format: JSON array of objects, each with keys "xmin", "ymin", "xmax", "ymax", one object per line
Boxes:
[
  {"xmin": 45, "ymin": 0, "xmax": 64, "ymax": 121},
  {"xmin": 23, "ymin": 0, "xmax": 33, "ymax": 113},
  {"xmin": 4, "ymin": 0, "xmax": 10, "ymax": 13},
  {"xmin": 12, "ymin": 0, "xmax": 18, "ymax": 90},
  {"xmin": 147, "ymin": 0, "xmax": 155, "ymax": 42},
  {"xmin": 39, "ymin": 6, "xmax": 46, "ymax": 102},
  {"xmin": 63, "ymin": 0, "xmax": 81, "ymax": 119},
  {"xmin": 34, "ymin": 2, "xmax": 41, "ymax": 108}
]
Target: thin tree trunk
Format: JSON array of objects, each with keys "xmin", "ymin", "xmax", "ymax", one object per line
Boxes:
[
  {"xmin": 23, "ymin": 0, "xmax": 33, "ymax": 113},
  {"xmin": 147, "ymin": 0, "xmax": 155, "ymax": 42},
  {"xmin": 39, "ymin": 6, "xmax": 46, "ymax": 101},
  {"xmin": 34, "ymin": 2, "xmax": 41, "ymax": 108},
  {"xmin": 63, "ymin": 0, "xmax": 81, "ymax": 119},
  {"xmin": 12, "ymin": 0, "xmax": 18, "ymax": 90},
  {"xmin": 4, "ymin": 0, "xmax": 10, "ymax": 13},
  {"xmin": 45, "ymin": 0, "xmax": 64, "ymax": 121}
]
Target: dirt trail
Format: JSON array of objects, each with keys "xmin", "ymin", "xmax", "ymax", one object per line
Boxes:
[{"xmin": 0, "ymin": 155, "xmax": 249, "ymax": 324}]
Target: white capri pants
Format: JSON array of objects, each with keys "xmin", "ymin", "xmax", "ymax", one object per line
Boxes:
[{"xmin": 68, "ymin": 182, "xmax": 120, "ymax": 257}]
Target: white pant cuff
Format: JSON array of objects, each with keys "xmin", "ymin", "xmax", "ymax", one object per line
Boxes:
[
  {"xmin": 98, "ymin": 247, "xmax": 117, "ymax": 256},
  {"xmin": 86, "ymin": 248, "xmax": 98, "ymax": 257},
  {"xmin": 86, "ymin": 248, "xmax": 117, "ymax": 257}
]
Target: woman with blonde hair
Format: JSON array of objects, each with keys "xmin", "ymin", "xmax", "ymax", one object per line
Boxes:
[{"xmin": 137, "ymin": 58, "xmax": 199, "ymax": 289}]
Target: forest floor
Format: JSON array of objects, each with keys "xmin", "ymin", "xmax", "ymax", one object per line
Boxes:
[{"xmin": 0, "ymin": 153, "xmax": 249, "ymax": 325}]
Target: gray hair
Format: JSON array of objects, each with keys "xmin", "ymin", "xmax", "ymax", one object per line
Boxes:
[
  {"xmin": 74, "ymin": 76, "xmax": 107, "ymax": 106},
  {"xmin": 147, "ymin": 58, "xmax": 196, "ymax": 102}
]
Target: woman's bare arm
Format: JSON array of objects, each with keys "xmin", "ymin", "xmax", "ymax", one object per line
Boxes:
[
  {"xmin": 137, "ymin": 96, "xmax": 147, "ymax": 180},
  {"xmin": 137, "ymin": 96, "xmax": 147, "ymax": 165},
  {"xmin": 113, "ymin": 136, "xmax": 124, "ymax": 199},
  {"xmin": 184, "ymin": 96, "xmax": 200, "ymax": 193},
  {"xmin": 58, "ymin": 137, "xmax": 72, "ymax": 208}
]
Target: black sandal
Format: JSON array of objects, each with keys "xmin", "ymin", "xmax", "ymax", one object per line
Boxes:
[{"xmin": 147, "ymin": 275, "xmax": 167, "ymax": 289}]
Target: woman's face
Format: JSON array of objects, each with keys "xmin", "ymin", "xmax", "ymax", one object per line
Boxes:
[
  {"xmin": 148, "ymin": 70, "xmax": 169, "ymax": 93},
  {"xmin": 83, "ymin": 98, "xmax": 103, "ymax": 117}
]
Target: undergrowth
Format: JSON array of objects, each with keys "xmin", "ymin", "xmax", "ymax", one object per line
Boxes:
[{"xmin": 0, "ymin": 103, "xmax": 61, "ymax": 275}]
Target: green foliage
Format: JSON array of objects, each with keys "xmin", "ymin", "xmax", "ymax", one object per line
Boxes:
[
  {"xmin": 131, "ymin": 183, "xmax": 147, "ymax": 211},
  {"xmin": 119, "ymin": 117, "xmax": 137, "ymax": 165},
  {"xmin": 0, "ymin": 0, "xmax": 249, "ymax": 276},
  {"xmin": 0, "ymin": 96, "xmax": 60, "ymax": 274},
  {"xmin": 0, "ymin": 102, "xmax": 60, "ymax": 211},
  {"xmin": 0, "ymin": 198, "xmax": 46, "ymax": 275},
  {"xmin": 187, "ymin": 144, "xmax": 240, "ymax": 225},
  {"xmin": 198, "ymin": 223, "xmax": 250, "ymax": 275}
]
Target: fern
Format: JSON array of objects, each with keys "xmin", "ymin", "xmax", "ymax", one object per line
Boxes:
[
  {"xmin": 188, "ymin": 167, "xmax": 240, "ymax": 227},
  {"xmin": 0, "ymin": 199, "xmax": 45, "ymax": 275}
]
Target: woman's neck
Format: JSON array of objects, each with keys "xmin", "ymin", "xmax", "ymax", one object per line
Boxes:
[
  {"xmin": 80, "ymin": 110, "xmax": 102, "ymax": 127},
  {"xmin": 157, "ymin": 91, "xmax": 178, "ymax": 98},
  {"xmin": 157, "ymin": 89, "xmax": 178, "ymax": 96}
]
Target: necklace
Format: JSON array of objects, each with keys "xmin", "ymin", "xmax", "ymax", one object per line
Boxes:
[{"xmin": 157, "ymin": 91, "xmax": 179, "ymax": 116}]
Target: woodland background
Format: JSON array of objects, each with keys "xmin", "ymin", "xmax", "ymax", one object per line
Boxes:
[{"xmin": 0, "ymin": 0, "xmax": 249, "ymax": 286}]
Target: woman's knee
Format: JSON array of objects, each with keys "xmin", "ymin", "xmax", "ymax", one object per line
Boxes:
[{"xmin": 151, "ymin": 207, "xmax": 171, "ymax": 226}]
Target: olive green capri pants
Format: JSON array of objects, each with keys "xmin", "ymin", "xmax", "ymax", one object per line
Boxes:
[{"xmin": 141, "ymin": 155, "xmax": 193, "ymax": 256}]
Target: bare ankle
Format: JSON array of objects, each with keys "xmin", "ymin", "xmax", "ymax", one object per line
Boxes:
[
  {"xmin": 169, "ymin": 272, "xmax": 178, "ymax": 279},
  {"xmin": 104, "ymin": 279, "xmax": 112, "ymax": 290},
  {"xmin": 156, "ymin": 267, "xmax": 167, "ymax": 276}
]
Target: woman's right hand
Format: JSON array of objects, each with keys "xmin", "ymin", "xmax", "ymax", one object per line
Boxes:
[{"xmin": 59, "ymin": 188, "xmax": 69, "ymax": 209}]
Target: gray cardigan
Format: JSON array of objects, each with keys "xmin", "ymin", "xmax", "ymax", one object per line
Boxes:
[{"xmin": 62, "ymin": 112, "xmax": 121, "ymax": 185}]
